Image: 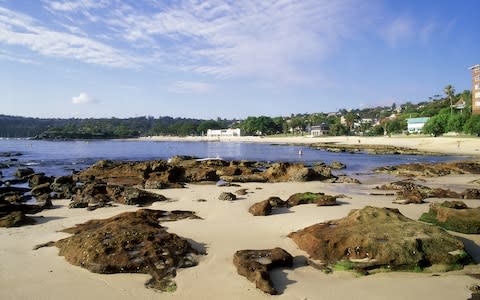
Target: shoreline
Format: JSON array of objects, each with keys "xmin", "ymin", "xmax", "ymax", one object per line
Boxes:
[{"xmin": 137, "ymin": 135, "xmax": 480, "ymax": 157}]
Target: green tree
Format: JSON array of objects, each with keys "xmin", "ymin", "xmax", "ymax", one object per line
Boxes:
[
  {"xmin": 344, "ymin": 112, "xmax": 357, "ymax": 133},
  {"xmin": 423, "ymin": 114, "xmax": 449, "ymax": 137},
  {"xmin": 385, "ymin": 119, "xmax": 406, "ymax": 134},
  {"xmin": 444, "ymin": 84, "xmax": 455, "ymax": 116},
  {"xmin": 447, "ymin": 114, "xmax": 467, "ymax": 133},
  {"xmin": 463, "ymin": 115, "xmax": 480, "ymax": 136},
  {"xmin": 197, "ymin": 120, "xmax": 223, "ymax": 135}
]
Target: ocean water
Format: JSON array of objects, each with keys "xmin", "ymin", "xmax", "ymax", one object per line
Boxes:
[{"xmin": 0, "ymin": 139, "xmax": 466, "ymax": 178}]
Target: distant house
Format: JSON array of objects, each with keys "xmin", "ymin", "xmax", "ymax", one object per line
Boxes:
[
  {"xmin": 310, "ymin": 123, "xmax": 330, "ymax": 137},
  {"xmin": 206, "ymin": 128, "xmax": 241, "ymax": 137},
  {"xmin": 452, "ymin": 98, "xmax": 466, "ymax": 112},
  {"xmin": 406, "ymin": 117, "xmax": 430, "ymax": 133}
]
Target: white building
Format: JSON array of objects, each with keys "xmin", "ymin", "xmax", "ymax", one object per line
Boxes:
[
  {"xmin": 310, "ymin": 124, "xmax": 330, "ymax": 137},
  {"xmin": 406, "ymin": 117, "xmax": 430, "ymax": 133},
  {"xmin": 206, "ymin": 128, "xmax": 241, "ymax": 137}
]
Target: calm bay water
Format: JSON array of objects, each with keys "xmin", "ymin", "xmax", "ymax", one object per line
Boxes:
[{"xmin": 0, "ymin": 139, "xmax": 465, "ymax": 178}]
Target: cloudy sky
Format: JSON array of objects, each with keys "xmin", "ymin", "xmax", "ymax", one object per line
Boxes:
[{"xmin": 1, "ymin": 0, "xmax": 479, "ymax": 119}]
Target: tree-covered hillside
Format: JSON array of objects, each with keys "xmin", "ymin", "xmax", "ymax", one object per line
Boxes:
[{"xmin": 1, "ymin": 86, "xmax": 478, "ymax": 139}]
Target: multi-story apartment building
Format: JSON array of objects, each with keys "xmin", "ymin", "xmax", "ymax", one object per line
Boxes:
[{"xmin": 470, "ymin": 64, "xmax": 480, "ymax": 115}]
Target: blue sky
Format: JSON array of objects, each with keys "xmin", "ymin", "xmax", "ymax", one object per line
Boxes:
[{"xmin": 1, "ymin": 0, "xmax": 479, "ymax": 119}]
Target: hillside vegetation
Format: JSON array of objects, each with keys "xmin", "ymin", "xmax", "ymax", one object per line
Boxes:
[{"xmin": 1, "ymin": 87, "xmax": 478, "ymax": 139}]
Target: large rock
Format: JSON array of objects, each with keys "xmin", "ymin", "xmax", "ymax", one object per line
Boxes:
[
  {"xmin": 263, "ymin": 163, "xmax": 316, "ymax": 182},
  {"xmin": 51, "ymin": 209, "xmax": 202, "ymax": 292},
  {"xmin": 233, "ymin": 248, "xmax": 293, "ymax": 295},
  {"xmin": 70, "ymin": 183, "xmax": 111, "ymax": 208},
  {"xmin": 70, "ymin": 183, "xmax": 167, "ymax": 209},
  {"xmin": 31, "ymin": 182, "xmax": 51, "ymax": 197},
  {"xmin": 419, "ymin": 201, "xmax": 480, "ymax": 234},
  {"xmin": 75, "ymin": 160, "xmax": 160, "ymax": 186},
  {"xmin": 248, "ymin": 197, "xmax": 287, "ymax": 216},
  {"xmin": 28, "ymin": 174, "xmax": 53, "ymax": 188},
  {"xmin": 75, "ymin": 159, "xmax": 337, "ymax": 188},
  {"xmin": 0, "ymin": 199, "xmax": 43, "ymax": 227},
  {"xmin": 289, "ymin": 206, "xmax": 470, "ymax": 272},
  {"xmin": 287, "ymin": 192, "xmax": 337, "ymax": 207},
  {"xmin": 248, "ymin": 200, "xmax": 272, "ymax": 216},
  {"xmin": 51, "ymin": 175, "xmax": 76, "ymax": 199},
  {"xmin": 0, "ymin": 210, "xmax": 35, "ymax": 227},
  {"xmin": 106, "ymin": 185, "xmax": 167, "ymax": 206}
]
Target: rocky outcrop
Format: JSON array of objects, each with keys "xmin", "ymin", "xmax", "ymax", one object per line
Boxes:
[
  {"xmin": 70, "ymin": 183, "xmax": 167, "ymax": 209},
  {"xmin": 0, "ymin": 210, "xmax": 35, "ymax": 227},
  {"xmin": 28, "ymin": 174, "xmax": 53, "ymax": 188},
  {"xmin": 249, "ymin": 194, "xmax": 339, "ymax": 216},
  {"xmin": 75, "ymin": 158, "xmax": 338, "ymax": 188},
  {"xmin": 47, "ymin": 209, "xmax": 202, "ymax": 292},
  {"xmin": 333, "ymin": 175, "xmax": 361, "ymax": 184},
  {"xmin": 375, "ymin": 160, "xmax": 480, "ymax": 177},
  {"xmin": 233, "ymin": 248, "xmax": 293, "ymax": 295},
  {"xmin": 376, "ymin": 180, "xmax": 480, "ymax": 204},
  {"xmin": 287, "ymin": 192, "xmax": 337, "ymax": 207},
  {"xmin": 50, "ymin": 175, "xmax": 76, "ymax": 199},
  {"xmin": 0, "ymin": 199, "xmax": 49, "ymax": 227},
  {"xmin": 289, "ymin": 206, "xmax": 471, "ymax": 272},
  {"xmin": 419, "ymin": 201, "xmax": 480, "ymax": 234}
]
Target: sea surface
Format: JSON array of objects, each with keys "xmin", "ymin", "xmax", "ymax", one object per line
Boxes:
[{"xmin": 0, "ymin": 139, "xmax": 467, "ymax": 179}]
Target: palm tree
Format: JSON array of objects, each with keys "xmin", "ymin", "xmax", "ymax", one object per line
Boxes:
[{"xmin": 444, "ymin": 84, "xmax": 455, "ymax": 115}]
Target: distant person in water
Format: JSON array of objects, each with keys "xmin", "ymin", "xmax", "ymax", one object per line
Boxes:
[{"xmin": 298, "ymin": 149, "xmax": 303, "ymax": 156}]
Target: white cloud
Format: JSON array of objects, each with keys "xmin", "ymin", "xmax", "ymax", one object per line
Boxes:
[
  {"xmin": 0, "ymin": 6, "xmax": 140, "ymax": 68},
  {"xmin": 71, "ymin": 92, "xmax": 99, "ymax": 104},
  {"xmin": 108, "ymin": 1, "xmax": 363, "ymax": 84},
  {"xmin": 43, "ymin": 0, "xmax": 107, "ymax": 12},
  {"xmin": 169, "ymin": 81, "xmax": 214, "ymax": 94},
  {"xmin": 1, "ymin": 1, "xmax": 373, "ymax": 84},
  {"xmin": 37, "ymin": 0, "xmax": 368, "ymax": 84}
]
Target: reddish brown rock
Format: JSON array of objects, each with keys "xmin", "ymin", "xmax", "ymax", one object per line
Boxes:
[
  {"xmin": 70, "ymin": 183, "xmax": 166, "ymax": 209},
  {"xmin": 233, "ymin": 248, "xmax": 293, "ymax": 295},
  {"xmin": 289, "ymin": 206, "xmax": 470, "ymax": 271},
  {"xmin": 53, "ymin": 209, "xmax": 202, "ymax": 292},
  {"xmin": 249, "ymin": 200, "xmax": 272, "ymax": 216}
]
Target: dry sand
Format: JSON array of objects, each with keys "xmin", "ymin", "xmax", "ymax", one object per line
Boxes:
[
  {"xmin": 1, "ymin": 173, "xmax": 480, "ymax": 299},
  {"xmin": 139, "ymin": 135, "xmax": 480, "ymax": 157}
]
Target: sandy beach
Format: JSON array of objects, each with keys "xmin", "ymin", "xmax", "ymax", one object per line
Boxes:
[
  {"xmin": 139, "ymin": 135, "xmax": 480, "ymax": 157},
  {"xmin": 1, "ymin": 170, "xmax": 480, "ymax": 299}
]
